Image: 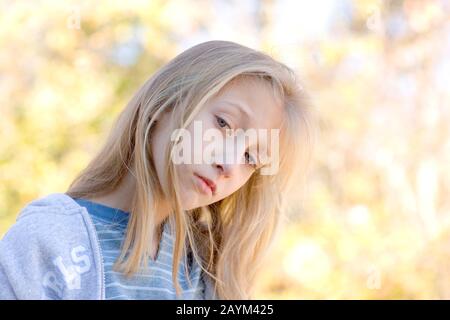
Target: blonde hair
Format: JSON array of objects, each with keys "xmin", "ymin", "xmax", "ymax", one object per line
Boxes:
[{"xmin": 66, "ymin": 40, "xmax": 316, "ymax": 299}]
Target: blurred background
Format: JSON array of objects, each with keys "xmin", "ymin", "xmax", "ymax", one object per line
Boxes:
[{"xmin": 1, "ymin": 0, "xmax": 449, "ymax": 299}]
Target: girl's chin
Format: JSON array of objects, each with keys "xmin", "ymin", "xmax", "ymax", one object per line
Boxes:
[{"xmin": 177, "ymin": 189, "xmax": 202, "ymax": 211}]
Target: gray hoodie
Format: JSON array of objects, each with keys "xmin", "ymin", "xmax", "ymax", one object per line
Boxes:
[{"xmin": 0, "ymin": 193, "xmax": 216, "ymax": 300}]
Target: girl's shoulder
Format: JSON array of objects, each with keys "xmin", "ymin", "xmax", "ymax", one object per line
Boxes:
[{"xmin": 0, "ymin": 193, "xmax": 102, "ymax": 299}]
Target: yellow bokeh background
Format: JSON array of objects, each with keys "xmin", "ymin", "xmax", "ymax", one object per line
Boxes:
[{"xmin": 1, "ymin": 0, "xmax": 449, "ymax": 299}]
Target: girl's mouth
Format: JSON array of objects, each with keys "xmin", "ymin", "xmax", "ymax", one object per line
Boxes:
[{"xmin": 194, "ymin": 173, "xmax": 216, "ymax": 196}]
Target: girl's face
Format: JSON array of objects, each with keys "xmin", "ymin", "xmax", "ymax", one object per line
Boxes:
[{"xmin": 152, "ymin": 78, "xmax": 284, "ymax": 210}]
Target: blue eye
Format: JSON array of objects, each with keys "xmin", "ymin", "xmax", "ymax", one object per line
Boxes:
[
  {"xmin": 245, "ymin": 151, "xmax": 257, "ymax": 168},
  {"xmin": 215, "ymin": 116, "xmax": 230, "ymax": 129}
]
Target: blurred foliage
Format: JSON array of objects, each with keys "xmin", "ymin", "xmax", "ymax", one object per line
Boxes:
[{"xmin": 1, "ymin": 0, "xmax": 449, "ymax": 299}]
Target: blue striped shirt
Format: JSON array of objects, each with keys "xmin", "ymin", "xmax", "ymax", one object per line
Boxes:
[{"xmin": 72, "ymin": 198, "xmax": 205, "ymax": 300}]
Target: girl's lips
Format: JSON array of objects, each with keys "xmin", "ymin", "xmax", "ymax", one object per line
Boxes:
[{"xmin": 194, "ymin": 173, "xmax": 216, "ymax": 196}]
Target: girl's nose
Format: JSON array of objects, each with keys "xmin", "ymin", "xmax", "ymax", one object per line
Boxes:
[
  {"xmin": 211, "ymin": 135, "xmax": 248, "ymax": 178},
  {"xmin": 213, "ymin": 162, "xmax": 232, "ymax": 178}
]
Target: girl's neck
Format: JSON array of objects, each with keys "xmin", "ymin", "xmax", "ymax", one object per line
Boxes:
[{"xmin": 84, "ymin": 171, "xmax": 172, "ymax": 229}]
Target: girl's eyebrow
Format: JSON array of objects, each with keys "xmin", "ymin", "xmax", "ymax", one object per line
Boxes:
[{"xmin": 221, "ymin": 100, "xmax": 253, "ymax": 121}]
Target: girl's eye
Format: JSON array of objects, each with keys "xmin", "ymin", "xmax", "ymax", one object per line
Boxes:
[
  {"xmin": 215, "ymin": 116, "xmax": 230, "ymax": 129},
  {"xmin": 245, "ymin": 151, "xmax": 258, "ymax": 168}
]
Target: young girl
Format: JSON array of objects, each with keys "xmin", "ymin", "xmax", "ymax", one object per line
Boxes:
[{"xmin": 0, "ymin": 40, "xmax": 315, "ymax": 300}]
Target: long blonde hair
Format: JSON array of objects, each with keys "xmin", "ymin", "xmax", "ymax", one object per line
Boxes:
[{"xmin": 66, "ymin": 40, "xmax": 316, "ymax": 299}]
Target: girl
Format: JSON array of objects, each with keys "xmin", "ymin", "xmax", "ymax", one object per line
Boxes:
[{"xmin": 0, "ymin": 40, "xmax": 315, "ymax": 300}]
